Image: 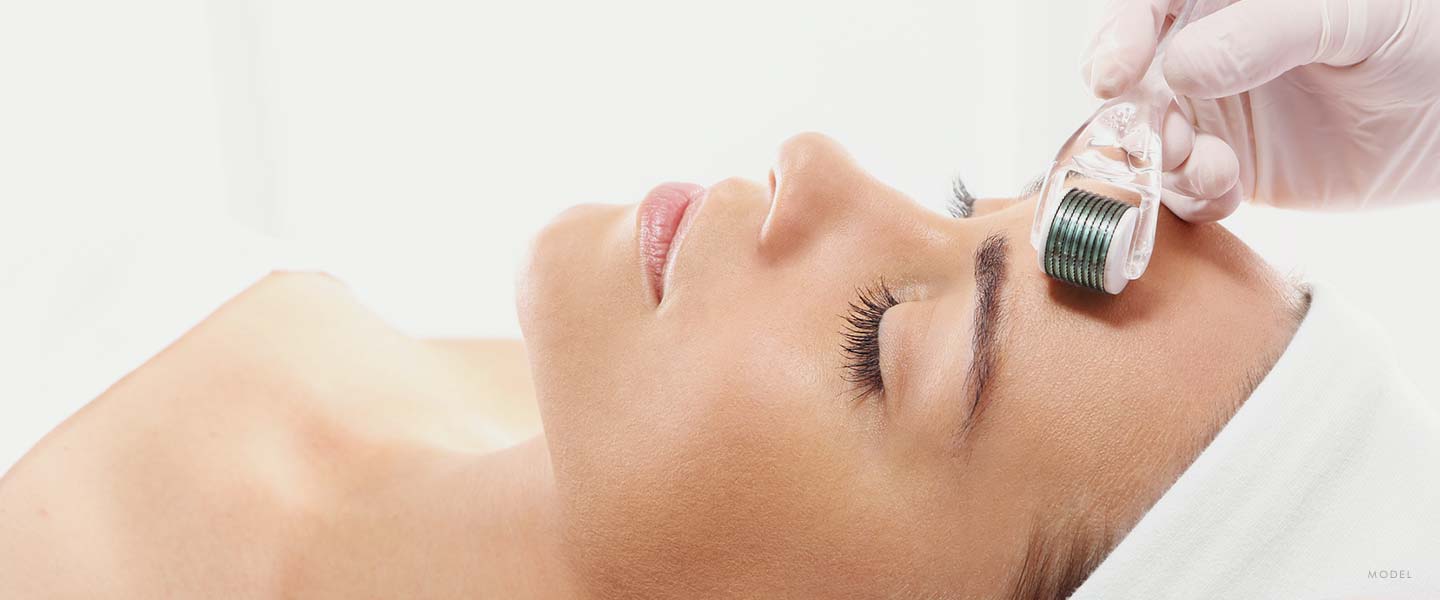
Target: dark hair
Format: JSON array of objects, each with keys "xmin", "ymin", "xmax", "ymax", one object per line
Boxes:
[{"xmin": 1006, "ymin": 517, "xmax": 1114, "ymax": 600}]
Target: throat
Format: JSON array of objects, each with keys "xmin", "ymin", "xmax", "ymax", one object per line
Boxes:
[{"xmin": 284, "ymin": 435, "xmax": 577, "ymax": 599}]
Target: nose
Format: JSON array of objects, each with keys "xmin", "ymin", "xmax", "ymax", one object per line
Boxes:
[{"xmin": 761, "ymin": 132, "xmax": 877, "ymax": 257}]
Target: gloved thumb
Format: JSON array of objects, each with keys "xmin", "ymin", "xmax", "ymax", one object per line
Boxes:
[{"xmin": 1163, "ymin": 0, "xmax": 1408, "ymax": 99}]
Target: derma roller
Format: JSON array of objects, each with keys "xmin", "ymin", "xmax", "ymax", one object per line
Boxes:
[{"xmin": 1031, "ymin": 0, "xmax": 1220, "ymax": 294}]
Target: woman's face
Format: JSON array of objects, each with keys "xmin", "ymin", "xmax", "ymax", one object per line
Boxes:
[{"xmin": 517, "ymin": 133, "xmax": 1297, "ymax": 597}]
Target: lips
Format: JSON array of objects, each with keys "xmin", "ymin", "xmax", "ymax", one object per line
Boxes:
[{"xmin": 637, "ymin": 182, "xmax": 705, "ymax": 303}]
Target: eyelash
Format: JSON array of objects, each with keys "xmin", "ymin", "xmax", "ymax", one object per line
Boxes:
[
  {"xmin": 947, "ymin": 174, "xmax": 975, "ymax": 219},
  {"xmin": 840, "ymin": 279, "xmax": 900, "ymax": 400},
  {"xmin": 844, "ymin": 173, "xmax": 972, "ymax": 399}
]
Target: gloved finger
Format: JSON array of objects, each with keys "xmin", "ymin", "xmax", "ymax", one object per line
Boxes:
[
  {"xmin": 1081, "ymin": 0, "xmax": 1184, "ymax": 99},
  {"xmin": 1162, "ymin": 182, "xmax": 1243, "ymax": 223},
  {"xmin": 1163, "ymin": 132, "xmax": 1239, "ymax": 201},
  {"xmin": 1160, "ymin": 103, "xmax": 1194, "ymax": 171},
  {"xmin": 1161, "ymin": 0, "xmax": 1404, "ymax": 99}
]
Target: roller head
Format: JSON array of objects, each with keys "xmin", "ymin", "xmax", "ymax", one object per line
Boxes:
[{"xmin": 1037, "ymin": 188, "xmax": 1137, "ymax": 295}]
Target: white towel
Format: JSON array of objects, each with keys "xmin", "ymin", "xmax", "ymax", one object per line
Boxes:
[{"xmin": 1071, "ymin": 285, "xmax": 1440, "ymax": 599}]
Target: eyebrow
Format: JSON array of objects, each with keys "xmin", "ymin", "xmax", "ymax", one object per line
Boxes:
[{"xmin": 962, "ymin": 233, "xmax": 1009, "ymax": 437}]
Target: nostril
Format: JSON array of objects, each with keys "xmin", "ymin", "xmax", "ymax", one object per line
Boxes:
[{"xmin": 767, "ymin": 169, "xmax": 777, "ymax": 201}]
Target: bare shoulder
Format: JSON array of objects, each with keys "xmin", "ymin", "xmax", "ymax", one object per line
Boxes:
[
  {"xmin": 0, "ymin": 272, "xmax": 479, "ymax": 596},
  {"xmin": 0, "ymin": 272, "xmax": 542, "ymax": 596},
  {"xmin": 0, "ymin": 272, "xmax": 361, "ymax": 596}
]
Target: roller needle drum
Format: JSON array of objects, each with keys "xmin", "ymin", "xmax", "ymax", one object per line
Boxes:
[{"xmin": 1032, "ymin": 0, "xmax": 1221, "ymax": 294}]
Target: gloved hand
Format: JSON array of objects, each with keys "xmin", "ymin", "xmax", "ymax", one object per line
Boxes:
[{"xmin": 1081, "ymin": 0, "xmax": 1440, "ymax": 222}]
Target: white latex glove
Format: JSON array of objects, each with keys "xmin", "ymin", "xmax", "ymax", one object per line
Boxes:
[{"xmin": 1081, "ymin": 0, "xmax": 1440, "ymax": 222}]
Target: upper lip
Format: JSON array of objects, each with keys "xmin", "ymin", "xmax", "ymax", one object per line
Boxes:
[{"xmin": 637, "ymin": 182, "xmax": 705, "ymax": 304}]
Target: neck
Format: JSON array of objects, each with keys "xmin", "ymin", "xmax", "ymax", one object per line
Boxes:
[{"xmin": 292, "ymin": 435, "xmax": 581, "ymax": 599}]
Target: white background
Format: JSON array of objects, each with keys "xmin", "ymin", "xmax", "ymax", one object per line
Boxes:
[{"xmin": 3, "ymin": 0, "xmax": 1437, "ymax": 398}]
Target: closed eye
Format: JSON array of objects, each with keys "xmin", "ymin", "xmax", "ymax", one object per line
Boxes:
[{"xmin": 840, "ymin": 279, "xmax": 900, "ymax": 402}]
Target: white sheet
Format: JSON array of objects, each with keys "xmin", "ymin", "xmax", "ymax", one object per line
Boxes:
[{"xmin": 1071, "ymin": 285, "xmax": 1440, "ymax": 599}]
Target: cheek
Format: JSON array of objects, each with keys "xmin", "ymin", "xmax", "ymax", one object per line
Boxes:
[
  {"xmin": 555, "ymin": 322, "xmax": 831, "ymax": 512},
  {"xmin": 550, "ymin": 303, "xmax": 910, "ymax": 588},
  {"xmin": 561, "ymin": 385, "xmax": 912, "ymax": 594},
  {"xmin": 537, "ymin": 246, "xmax": 964, "ymax": 591}
]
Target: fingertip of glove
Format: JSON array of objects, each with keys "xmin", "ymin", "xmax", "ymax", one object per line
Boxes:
[
  {"xmin": 1163, "ymin": 194, "xmax": 1215, "ymax": 223},
  {"xmin": 1086, "ymin": 55, "xmax": 1132, "ymax": 99},
  {"xmin": 1161, "ymin": 33, "xmax": 1223, "ymax": 99},
  {"xmin": 1165, "ymin": 135, "xmax": 1240, "ymax": 199},
  {"xmin": 1160, "ymin": 108, "xmax": 1195, "ymax": 171}
]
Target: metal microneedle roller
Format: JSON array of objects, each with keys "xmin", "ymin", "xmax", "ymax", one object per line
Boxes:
[{"xmin": 1032, "ymin": 0, "xmax": 1223, "ymax": 295}]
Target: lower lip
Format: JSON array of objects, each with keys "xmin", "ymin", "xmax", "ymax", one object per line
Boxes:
[{"xmin": 637, "ymin": 182, "xmax": 705, "ymax": 303}]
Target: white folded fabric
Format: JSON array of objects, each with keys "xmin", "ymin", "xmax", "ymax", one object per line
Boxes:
[{"xmin": 1071, "ymin": 284, "xmax": 1440, "ymax": 599}]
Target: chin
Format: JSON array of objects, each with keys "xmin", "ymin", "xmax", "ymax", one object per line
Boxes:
[
  {"xmin": 515, "ymin": 208, "xmax": 580, "ymax": 334},
  {"xmin": 515, "ymin": 201, "xmax": 642, "ymax": 366}
]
